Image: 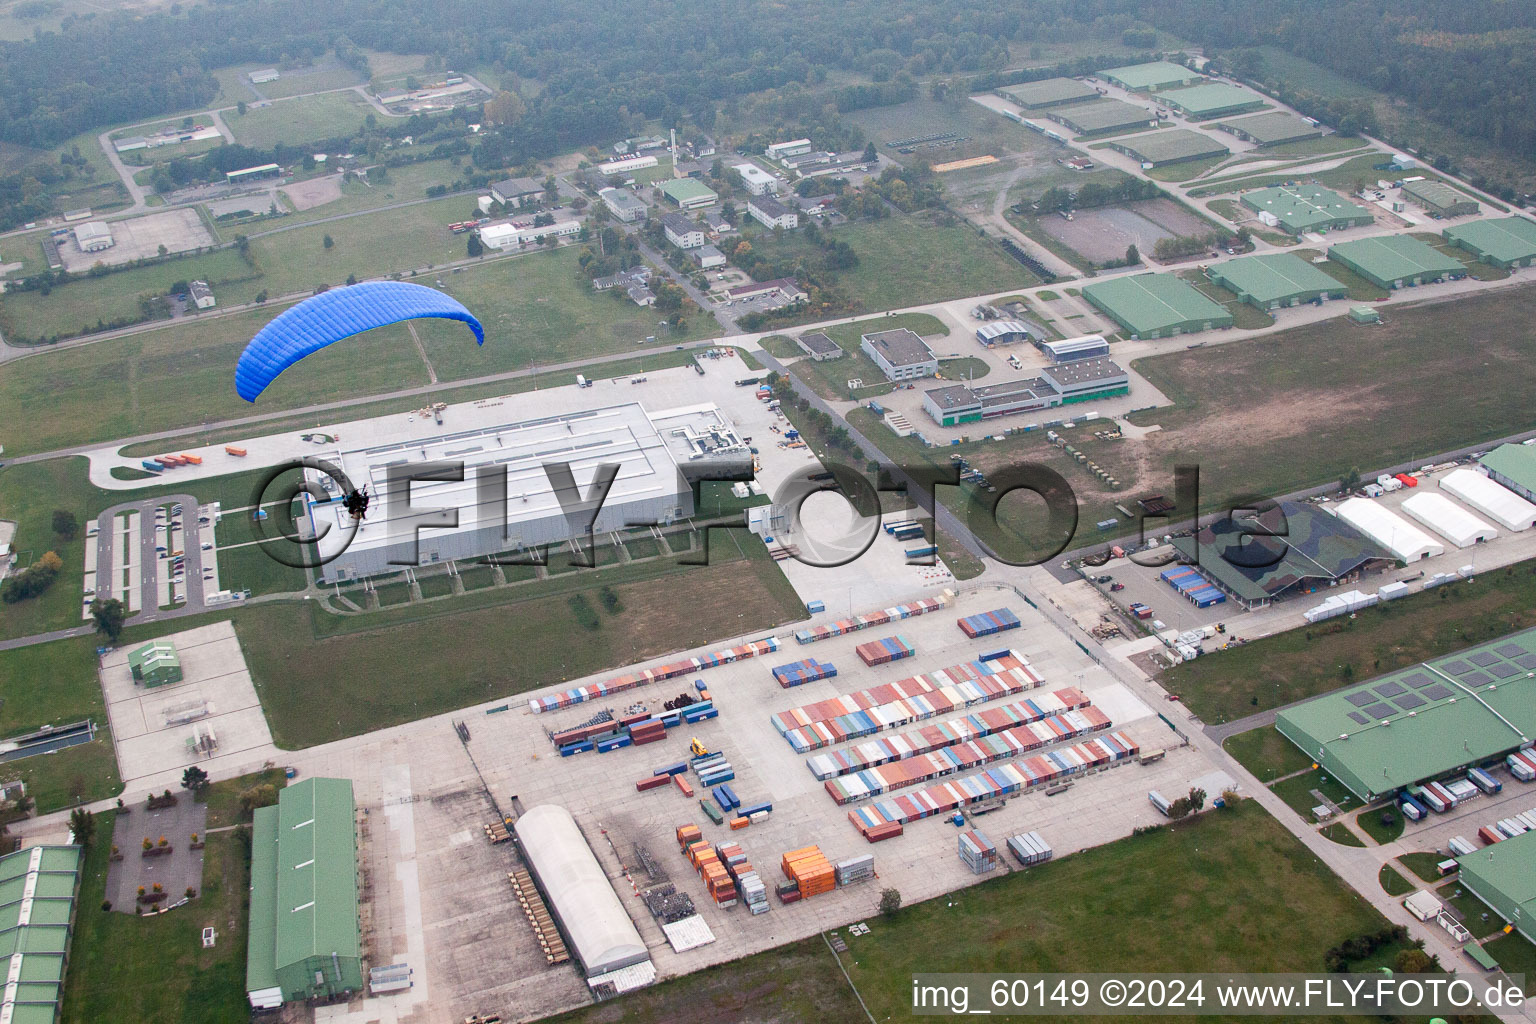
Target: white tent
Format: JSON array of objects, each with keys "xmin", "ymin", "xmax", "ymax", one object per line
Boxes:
[
  {"xmin": 1334, "ymin": 497, "xmax": 1444, "ymax": 562},
  {"xmin": 1439, "ymin": 468, "xmax": 1536, "ymax": 532},
  {"xmin": 1401, "ymin": 491, "xmax": 1497, "ymax": 548}
]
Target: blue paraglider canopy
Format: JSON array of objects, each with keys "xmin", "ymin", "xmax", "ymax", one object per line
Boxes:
[{"xmin": 234, "ymin": 281, "xmax": 485, "ymax": 401}]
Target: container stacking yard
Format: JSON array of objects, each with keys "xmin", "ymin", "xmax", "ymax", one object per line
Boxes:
[
  {"xmin": 530, "ymin": 638, "xmax": 779, "ymax": 712},
  {"xmin": 794, "ymin": 596, "xmax": 946, "ymax": 645},
  {"xmin": 958, "ymin": 607, "xmax": 1022, "ymax": 638},
  {"xmin": 856, "ymin": 636, "xmax": 916, "ymax": 666}
]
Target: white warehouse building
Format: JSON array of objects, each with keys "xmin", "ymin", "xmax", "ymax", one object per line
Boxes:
[
  {"xmin": 1439, "ymin": 469, "xmax": 1536, "ymax": 532},
  {"xmin": 733, "ymin": 163, "xmax": 780, "ymax": 195},
  {"xmin": 513, "ymin": 805, "xmax": 655, "ymax": 990},
  {"xmin": 307, "ymin": 402, "xmax": 746, "ymax": 583},
  {"xmin": 1333, "ymin": 497, "xmax": 1445, "ymax": 562},
  {"xmin": 1400, "ymin": 491, "xmax": 1496, "ymax": 548}
]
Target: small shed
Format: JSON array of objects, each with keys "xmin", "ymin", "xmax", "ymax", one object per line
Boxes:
[
  {"xmin": 1403, "ymin": 889, "xmax": 1442, "ymax": 922},
  {"xmin": 129, "ymin": 640, "xmax": 182, "ymax": 687}
]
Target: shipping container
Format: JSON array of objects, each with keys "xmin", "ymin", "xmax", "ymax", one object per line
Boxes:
[
  {"xmin": 793, "ymin": 596, "xmax": 947, "ymax": 645},
  {"xmin": 224, "ymin": 446, "xmax": 248, "ymax": 457},
  {"xmin": 1007, "ymin": 831, "xmax": 1053, "ymax": 867},
  {"xmin": 957, "ymin": 608, "xmax": 1022, "ymax": 639},
  {"xmin": 181, "ymin": 454, "xmax": 203, "ymax": 465},
  {"xmin": 855, "ymin": 635, "xmax": 916, "ymax": 667},
  {"xmin": 835, "ymin": 854, "xmax": 875, "ymax": 886},
  {"xmin": 1477, "ymin": 826, "xmax": 1504, "ymax": 846},
  {"xmin": 772, "ymin": 658, "xmax": 838, "ymax": 688},
  {"xmin": 674, "ymin": 775, "xmax": 695, "ymax": 798},
  {"xmin": 528, "ymin": 637, "xmax": 779, "ymax": 712},
  {"xmin": 1437, "ymin": 859, "xmax": 1459, "ymax": 876},
  {"xmin": 699, "ymin": 799, "xmax": 724, "ymax": 825},
  {"xmin": 1448, "ymin": 835, "xmax": 1477, "ymax": 857},
  {"xmin": 1399, "ymin": 795, "xmax": 1426, "ymax": 821},
  {"xmin": 1148, "ymin": 789, "xmax": 1172, "ymax": 817},
  {"xmin": 655, "ymin": 762, "xmax": 689, "ymax": 777},
  {"xmin": 1443, "ymin": 778, "xmax": 1478, "ymax": 804},
  {"xmin": 141, "ymin": 460, "xmax": 165, "ymax": 473},
  {"xmin": 1468, "ymin": 767, "xmax": 1502, "ymax": 795},
  {"xmin": 1507, "ymin": 751, "xmax": 1536, "ymax": 782},
  {"xmin": 636, "ymin": 775, "xmax": 670, "ymax": 792}
]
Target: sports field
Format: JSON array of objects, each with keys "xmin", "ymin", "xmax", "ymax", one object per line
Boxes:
[
  {"xmin": 227, "ymin": 90, "xmax": 374, "ymax": 148},
  {"xmin": 549, "ymin": 800, "xmax": 1413, "ymax": 1024}
]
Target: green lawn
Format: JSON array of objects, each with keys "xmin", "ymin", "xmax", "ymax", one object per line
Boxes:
[
  {"xmin": 252, "ymin": 66, "xmax": 367, "ymax": 101},
  {"xmin": 758, "ymin": 335, "xmax": 801, "ymax": 359},
  {"xmin": 1145, "ymin": 155, "xmax": 1228, "ymax": 183},
  {"xmin": 1319, "ymin": 822, "xmax": 1366, "ymax": 847},
  {"xmin": 62, "ymin": 778, "xmax": 262, "ymax": 1022},
  {"xmin": 228, "ymin": 91, "xmax": 374, "ymax": 148},
  {"xmin": 1355, "ymin": 805, "xmax": 1405, "ymax": 845},
  {"xmin": 1378, "ymin": 863, "xmax": 1414, "ymax": 897},
  {"xmin": 1398, "ymin": 853, "xmax": 1445, "ymax": 883},
  {"xmin": 1222, "ymin": 726, "xmax": 1314, "ymax": 783},
  {"xmin": 215, "ymin": 543, "xmax": 310, "ymax": 596},
  {"xmin": 552, "ymin": 801, "xmax": 1413, "ymax": 1023},
  {"xmin": 1482, "ymin": 933, "xmax": 1536, "ymax": 993},
  {"xmin": 936, "ymin": 356, "xmax": 991, "ymax": 381},
  {"xmin": 1271, "ymin": 769, "xmax": 1359, "ymax": 819},
  {"xmin": 1160, "ymin": 560, "xmax": 1536, "ymax": 724},
  {"xmin": 832, "ymin": 214, "xmax": 1037, "ymax": 310},
  {"xmin": 1438, "ymin": 879, "xmax": 1507, "ymax": 939}
]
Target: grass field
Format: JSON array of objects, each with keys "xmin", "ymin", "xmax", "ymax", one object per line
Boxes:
[
  {"xmin": 832, "ymin": 214, "xmax": 1036, "ymax": 309},
  {"xmin": 215, "ymin": 543, "xmax": 310, "ymax": 596},
  {"xmin": 1271, "ymin": 769, "xmax": 1359, "ymax": 819},
  {"xmin": 1397, "ymin": 853, "xmax": 1443, "ymax": 883},
  {"xmin": 1484, "ymin": 933, "xmax": 1536, "ymax": 991},
  {"xmin": 1145, "ymin": 155, "xmax": 1228, "ymax": 183},
  {"xmin": 0, "ymin": 633, "xmax": 119, "ymax": 812},
  {"xmin": 553, "ymin": 800, "xmax": 1413, "ymax": 1024},
  {"xmin": 1319, "ymin": 821, "xmax": 1365, "ymax": 847},
  {"xmin": 1379, "ymin": 863, "xmax": 1414, "ymax": 897},
  {"xmin": 1222, "ymin": 727, "xmax": 1314, "ymax": 782},
  {"xmin": 1356, "ymin": 806, "xmax": 1405, "ymax": 845},
  {"xmin": 61, "ymin": 774, "xmax": 265, "ymax": 1023},
  {"xmin": 228, "ymin": 91, "xmax": 374, "ymax": 149},
  {"xmin": 1438, "ymin": 879, "xmax": 1506, "ymax": 939},
  {"xmin": 1159, "ymin": 559, "xmax": 1536, "ymax": 723}
]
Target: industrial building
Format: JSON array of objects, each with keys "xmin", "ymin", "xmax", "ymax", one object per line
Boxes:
[
  {"xmin": 249, "ymin": 68, "xmax": 279, "ymax": 84},
  {"xmin": 1332, "ymin": 497, "xmax": 1444, "ymax": 562},
  {"xmin": 1479, "ymin": 443, "xmax": 1536, "ymax": 503},
  {"xmin": 513, "ymin": 805, "xmax": 654, "ymax": 990},
  {"xmin": 1039, "ymin": 334, "xmax": 1109, "ymax": 363},
  {"xmin": 996, "ymin": 77, "xmax": 1099, "ymax": 109},
  {"xmin": 974, "ymin": 321, "xmax": 1031, "ymax": 346},
  {"xmin": 0, "ymin": 845, "xmax": 83, "ymax": 1024},
  {"xmin": 1456, "ymin": 830, "xmax": 1536, "ymax": 945},
  {"xmin": 796, "ymin": 332, "xmax": 843, "ymax": 361},
  {"xmin": 1081, "ymin": 273, "xmax": 1234, "ymax": 339},
  {"xmin": 1326, "ymin": 235, "xmax": 1465, "ymax": 290},
  {"xmin": 1043, "ymin": 99, "xmax": 1157, "ymax": 136},
  {"xmin": 662, "ymin": 213, "xmax": 706, "ymax": 249},
  {"xmin": 596, "ymin": 154, "xmax": 658, "ymax": 176},
  {"xmin": 746, "ymin": 195, "xmax": 799, "ymax": 230},
  {"xmin": 1205, "ymin": 252, "xmax": 1347, "ymax": 310},
  {"xmin": 246, "ymin": 778, "xmax": 363, "ymax": 1009},
  {"xmin": 1105, "ymin": 129, "xmax": 1229, "ymax": 167},
  {"xmin": 1275, "ymin": 628, "xmax": 1536, "ymax": 802},
  {"xmin": 226, "ymin": 163, "xmax": 281, "ymax": 184},
  {"xmin": 861, "ymin": 328, "xmax": 938, "ymax": 381},
  {"xmin": 725, "ymin": 277, "xmax": 805, "ymax": 308},
  {"xmin": 309, "ymin": 402, "xmax": 745, "ymax": 583},
  {"xmin": 921, "ymin": 358, "xmax": 1127, "ymax": 426},
  {"xmin": 660, "ymin": 177, "xmax": 718, "ymax": 209},
  {"xmin": 1156, "ymin": 83, "xmax": 1265, "ymax": 119},
  {"xmin": 490, "ymin": 177, "xmax": 543, "ymax": 208},
  {"xmin": 1400, "ymin": 492, "xmax": 1496, "ymax": 548},
  {"xmin": 128, "ymin": 640, "xmax": 182, "ymax": 687},
  {"xmin": 1440, "ymin": 468, "xmax": 1536, "ymax": 531},
  {"xmin": 1212, "ymin": 111, "xmax": 1322, "ymax": 146},
  {"xmin": 733, "ymin": 163, "xmax": 780, "ymax": 195},
  {"xmin": 479, "ymin": 219, "xmax": 580, "ymax": 249},
  {"xmin": 1169, "ymin": 500, "xmax": 1392, "ymax": 609},
  {"xmin": 1443, "ymin": 217, "xmax": 1536, "ymax": 269},
  {"xmin": 1239, "ymin": 184, "xmax": 1372, "ymax": 235},
  {"xmin": 598, "ymin": 187, "xmax": 647, "ymax": 223},
  {"xmin": 765, "ymin": 138, "xmax": 813, "ymax": 160},
  {"xmin": 1099, "ymin": 61, "xmax": 1202, "ymax": 92},
  {"xmin": 1401, "ymin": 179, "xmax": 1479, "ymax": 219},
  {"xmin": 72, "ymin": 221, "xmax": 113, "ymax": 253}
]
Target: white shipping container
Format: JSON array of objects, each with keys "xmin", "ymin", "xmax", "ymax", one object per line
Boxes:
[{"xmin": 1448, "ymin": 835, "xmax": 1476, "ymax": 857}]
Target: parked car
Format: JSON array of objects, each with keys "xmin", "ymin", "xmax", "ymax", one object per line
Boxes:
[{"xmin": 1093, "ymin": 575, "xmax": 1113, "ymax": 584}]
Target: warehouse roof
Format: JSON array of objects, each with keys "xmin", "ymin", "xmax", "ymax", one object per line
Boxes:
[
  {"xmin": 1444, "ymin": 217, "xmax": 1536, "ymax": 265},
  {"xmin": 1213, "ymin": 111, "xmax": 1321, "ymax": 145},
  {"xmin": 1081, "ymin": 273, "xmax": 1233, "ymax": 336},
  {"xmin": 976, "ymin": 320, "xmax": 1030, "ymax": 341},
  {"xmin": 491, "ymin": 176, "xmax": 542, "ymax": 199},
  {"xmin": 1327, "ymin": 235, "xmax": 1464, "ymax": 283},
  {"xmin": 1401, "ymin": 491, "xmax": 1496, "ymax": 548},
  {"xmin": 1039, "ymin": 357, "xmax": 1126, "ymax": 389},
  {"xmin": 273, "ymin": 778, "xmax": 359, "ymax": 974},
  {"xmin": 1276, "ymin": 627, "xmax": 1536, "ymax": 800},
  {"xmin": 1099, "ymin": 61, "xmax": 1201, "ymax": 91},
  {"xmin": 797, "ymin": 332, "xmax": 840, "ymax": 356},
  {"xmin": 1439, "ymin": 469, "xmax": 1536, "ymax": 532},
  {"xmin": 1480, "ymin": 443, "xmax": 1536, "ymax": 495},
  {"xmin": 862, "ymin": 328, "xmax": 934, "ymax": 367},
  {"xmin": 0, "ymin": 846, "xmax": 82, "ymax": 1024},
  {"xmin": 661, "ymin": 177, "xmax": 718, "ymax": 204},
  {"xmin": 1457, "ymin": 829, "xmax": 1536, "ymax": 942},
  {"xmin": 1402, "ymin": 179, "xmax": 1477, "ymax": 212},
  {"xmin": 1045, "ymin": 98, "xmax": 1155, "ymax": 134},
  {"xmin": 1208, "ymin": 252, "xmax": 1346, "ymax": 303},
  {"xmin": 1333, "ymin": 497, "xmax": 1444, "ymax": 562},
  {"xmin": 749, "ymin": 195, "xmax": 793, "ymax": 219},
  {"xmin": 1110, "ymin": 128, "xmax": 1228, "ymax": 164},
  {"xmin": 1241, "ymin": 184, "xmax": 1370, "ymax": 233},
  {"xmin": 514, "ymin": 805, "xmax": 649, "ymax": 977},
  {"xmin": 998, "ymin": 77, "xmax": 1099, "ymax": 108},
  {"xmin": 1158, "ymin": 82, "xmax": 1264, "ymax": 117}
]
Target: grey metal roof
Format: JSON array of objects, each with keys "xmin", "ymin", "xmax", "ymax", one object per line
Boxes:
[{"xmin": 861, "ymin": 328, "xmax": 934, "ymax": 367}]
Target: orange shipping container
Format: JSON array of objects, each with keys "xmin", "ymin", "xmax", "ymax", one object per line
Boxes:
[
  {"xmin": 181, "ymin": 454, "xmax": 203, "ymax": 465},
  {"xmin": 674, "ymin": 775, "xmax": 694, "ymax": 798},
  {"xmin": 224, "ymin": 446, "xmax": 247, "ymax": 457},
  {"xmin": 729, "ymin": 817, "xmax": 749, "ymax": 830}
]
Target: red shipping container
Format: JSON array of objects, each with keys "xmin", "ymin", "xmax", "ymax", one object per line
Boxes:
[
  {"xmin": 636, "ymin": 775, "xmax": 670, "ymax": 791},
  {"xmin": 674, "ymin": 775, "xmax": 695, "ymax": 797}
]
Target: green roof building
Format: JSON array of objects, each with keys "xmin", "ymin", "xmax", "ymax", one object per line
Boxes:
[
  {"xmin": 127, "ymin": 640, "xmax": 181, "ymax": 688},
  {"xmin": 1081, "ymin": 273, "xmax": 1234, "ymax": 339},
  {"xmin": 1348, "ymin": 304, "xmax": 1381, "ymax": 324},
  {"xmin": 0, "ymin": 845, "xmax": 83, "ymax": 1024},
  {"xmin": 1457, "ymin": 829, "xmax": 1536, "ymax": 945},
  {"xmin": 1480, "ymin": 443, "xmax": 1536, "ymax": 504},
  {"xmin": 1099, "ymin": 61, "xmax": 1202, "ymax": 92},
  {"xmin": 1326, "ymin": 235, "xmax": 1466, "ymax": 290},
  {"xmin": 246, "ymin": 778, "xmax": 362, "ymax": 1010},
  {"xmin": 1206, "ymin": 252, "xmax": 1348, "ymax": 310},
  {"xmin": 1157, "ymin": 83, "xmax": 1265, "ymax": 119},
  {"xmin": 1401, "ymin": 179, "xmax": 1478, "ymax": 219},
  {"xmin": 1275, "ymin": 627, "xmax": 1536, "ymax": 802},
  {"xmin": 1444, "ymin": 217, "xmax": 1536, "ymax": 269},
  {"xmin": 1106, "ymin": 129, "xmax": 1229, "ymax": 167},
  {"xmin": 997, "ymin": 77, "xmax": 1099, "ymax": 109},
  {"xmin": 660, "ymin": 177, "xmax": 718, "ymax": 209},
  {"xmin": 1042, "ymin": 99, "xmax": 1157, "ymax": 136},
  {"xmin": 1240, "ymin": 184, "xmax": 1373, "ymax": 235},
  {"xmin": 1213, "ymin": 111, "xmax": 1322, "ymax": 146}
]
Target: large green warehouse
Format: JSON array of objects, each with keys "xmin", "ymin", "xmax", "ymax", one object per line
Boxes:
[
  {"xmin": 1240, "ymin": 184, "xmax": 1372, "ymax": 235},
  {"xmin": 1156, "ymin": 83, "xmax": 1265, "ymax": 119},
  {"xmin": 1401, "ymin": 179, "xmax": 1478, "ymax": 219},
  {"xmin": 1043, "ymin": 99, "xmax": 1157, "ymax": 137},
  {"xmin": 1107, "ymin": 129, "xmax": 1229, "ymax": 167},
  {"xmin": 1326, "ymin": 235, "xmax": 1465, "ymax": 290},
  {"xmin": 1081, "ymin": 273, "xmax": 1234, "ymax": 339},
  {"xmin": 0, "ymin": 846, "xmax": 82, "ymax": 1024},
  {"xmin": 1206, "ymin": 252, "xmax": 1347, "ymax": 310},
  {"xmin": 246, "ymin": 778, "xmax": 363, "ymax": 1010},
  {"xmin": 997, "ymin": 77, "xmax": 1099, "ymax": 109},
  {"xmin": 1444, "ymin": 217, "xmax": 1536, "ymax": 269},
  {"xmin": 1275, "ymin": 627, "xmax": 1536, "ymax": 803},
  {"xmin": 1099, "ymin": 61, "xmax": 1202, "ymax": 92},
  {"xmin": 1456, "ymin": 830, "xmax": 1536, "ymax": 945},
  {"xmin": 1213, "ymin": 111, "xmax": 1322, "ymax": 147}
]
